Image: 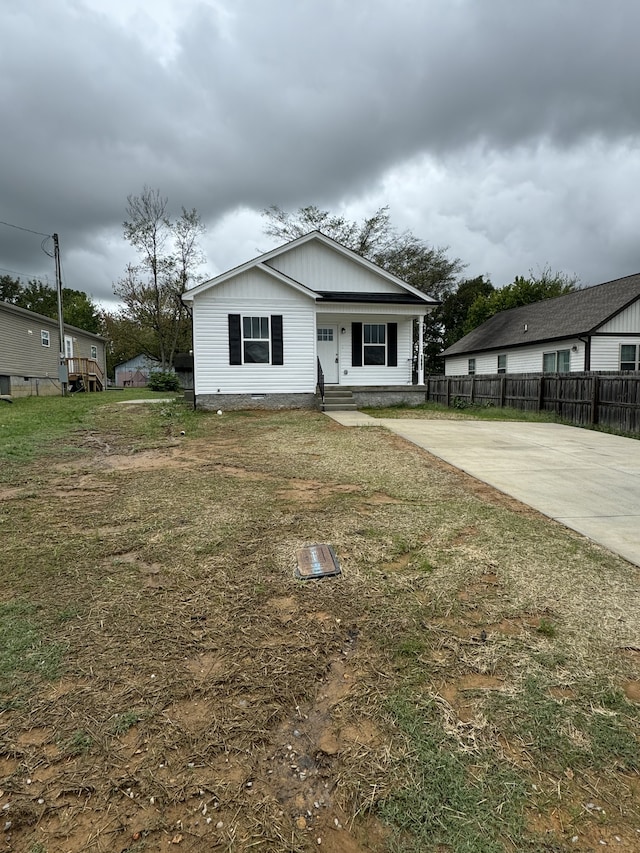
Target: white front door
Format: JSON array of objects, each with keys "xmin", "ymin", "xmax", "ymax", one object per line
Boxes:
[
  {"xmin": 317, "ymin": 325, "xmax": 339, "ymax": 384},
  {"xmin": 64, "ymin": 335, "xmax": 74, "ymax": 358}
]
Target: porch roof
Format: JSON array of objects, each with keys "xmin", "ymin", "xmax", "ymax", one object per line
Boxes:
[{"xmin": 316, "ymin": 291, "xmax": 431, "ymax": 305}]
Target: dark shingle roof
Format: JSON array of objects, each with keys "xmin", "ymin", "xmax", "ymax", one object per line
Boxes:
[
  {"xmin": 316, "ymin": 291, "xmax": 428, "ymax": 305},
  {"xmin": 442, "ymin": 273, "xmax": 640, "ymax": 357}
]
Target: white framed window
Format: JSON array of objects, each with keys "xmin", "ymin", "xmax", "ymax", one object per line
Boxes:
[
  {"xmin": 363, "ymin": 324, "xmax": 386, "ymax": 365},
  {"xmin": 317, "ymin": 328, "xmax": 334, "ymax": 342},
  {"xmin": 468, "ymin": 357, "xmax": 476, "ymax": 375},
  {"xmin": 90, "ymin": 344, "xmax": 98, "ymax": 360},
  {"xmin": 41, "ymin": 330, "xmax": 50, "ymax": 347},
  {"xmin": 543, "ymin": 349, "xmax": 570, "ymax": 373},
  {"xmin": 242, "ymin": 316, "xmax": 270, "ymax": 364},
  {"xmin": 497, "ymin": 354, "xmax": 507, "ymax": 374},
  {"xmin": 620, "ymin": 344, "xmax": 639, "ymax": 371}
]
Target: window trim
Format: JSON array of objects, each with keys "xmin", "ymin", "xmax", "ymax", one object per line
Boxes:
[
  {"xmin": 242, "ymin": 315, "xmax": 271, "ymax": 364},
  {"xmin": 363, "ymin": 323, "xmax": 386, "ymax": 366},
  {"xmin": 620, "ymin": 343, "xmax": 639, "ymax": 371},
  {"xmin": 228, "ymin": 314, "xmax": 283, "ymax": 366},
  {"xmin": 497, "ymin": 354, "xmax": 507, "ymax": 374},
  {"xmin": 41, "ymin": 330, "xmax": 50, "ymax": 348},
  {"xmin": 468, "ymin": 357, "xmax": 476, "ymax": 375},
  {"xmin": 90, "ymin": 344, "xmax": 98, "ymax": 360},
  {"xmin": 543, "ymin": 349, "xmax": 571, "ymax": 373}
]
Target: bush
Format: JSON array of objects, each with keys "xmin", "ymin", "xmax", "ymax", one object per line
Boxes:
[{"xmin": 148, "ymin": 371, "xmax": 181, "ymax": 392}]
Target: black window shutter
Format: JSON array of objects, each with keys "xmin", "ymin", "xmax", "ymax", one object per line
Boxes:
[
  {"xmin": 228, "ymin": 314, "xmax": 241, "ymax": 364},
  {"xmin": 387, "ymin": 322, "xmax": 397, "ymax": 367},
  {"xmin": 271, "ymin": 315, "xmax": 283, "ymax": 365},
  {"xmin": 352, "ymin": 322, "xmax": 362, "ymax": 367}
]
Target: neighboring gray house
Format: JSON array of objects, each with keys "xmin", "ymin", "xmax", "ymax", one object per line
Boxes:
[
  {"xmin": 182, "ymin": 230, "xmax": 437, "ymax": 410},
  {"xmin": 442, "ymin": 273, "xmax": 640, "ymax": 376},
  {"xmin": 0, "ymin": 300, "xmax": 107, "ymax": 397},
  {"xmin": 114, "ymin": 354, "xmax": 160, "ymax": 387}
]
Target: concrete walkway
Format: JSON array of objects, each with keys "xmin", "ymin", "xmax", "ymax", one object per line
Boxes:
[{"xmin": 325, "ymin": 412, "xmax": 640, "ymax": 568}]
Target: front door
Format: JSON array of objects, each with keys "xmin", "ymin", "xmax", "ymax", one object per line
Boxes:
[
  {"xmin": 317, "ymin": 325, "xmax": 339, "ymax": 384},
  {"xmin": 64, "ymin": 335, "xmax": 74, "ymax": 359}
]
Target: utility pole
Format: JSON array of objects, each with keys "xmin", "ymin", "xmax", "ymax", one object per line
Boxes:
[{"xmin": 53, "ymin": 233, "xmax": 67, "ymax": 396}]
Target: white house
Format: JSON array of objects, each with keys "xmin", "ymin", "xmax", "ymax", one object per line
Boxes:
[
  {"xmin": 442, "ymin": 273, "xmax": 640, "ymax": 376},
  {"xmin": 182, "ymin": 231, "xmax": 437, "ymax": 410}
]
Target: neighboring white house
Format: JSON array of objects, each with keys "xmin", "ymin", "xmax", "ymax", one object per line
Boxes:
[
  {"xmin": 442, "ymin": 273, "xmax": 640, "ymax": 376},
  {"xmin": 182, "ymin": 231, "xmax": 437, "ymax": 410}
]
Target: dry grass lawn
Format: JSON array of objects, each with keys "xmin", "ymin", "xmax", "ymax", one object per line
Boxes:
[{"xmin": 1, "ymin": 397, "xmax": 639, "ymax": 852}]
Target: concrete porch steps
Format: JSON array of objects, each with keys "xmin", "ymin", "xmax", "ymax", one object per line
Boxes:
[{"xmin": 322, "ymin": 388, "xmax": 357, "ymax": 411}]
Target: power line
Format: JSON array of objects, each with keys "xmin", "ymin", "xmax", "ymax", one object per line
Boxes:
[
  {"xmin": 0, "ymin": 219, "xmax": 52, "ymax": 238},
  {"xmin": 0, "ymin": 265, "xmax": 49, "ymax": 281}
]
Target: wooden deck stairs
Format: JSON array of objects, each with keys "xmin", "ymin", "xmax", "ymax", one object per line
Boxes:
[
  {"xmin": 65, "ymin": 358, "xmax": 105, "ymax": 392},
  {"xmin": 322, "ymin": 388, "xmax": 357, "ymax": 412}
]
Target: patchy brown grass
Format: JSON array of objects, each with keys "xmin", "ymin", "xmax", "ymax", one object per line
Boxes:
[{"xmin": 0, "ymin": 402, "xmax": 639, "ymax": 852}]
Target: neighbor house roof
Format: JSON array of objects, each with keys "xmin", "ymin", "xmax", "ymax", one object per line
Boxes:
[
  {"xmin": 182, "ymin": 230, "xmax": 437, "ymax": 304},
  {"xmin": 442, "ymin": 273, "xmax": 640, "ymax": 357},
  {"xmin": 0, "ymin": 299, "xmax": 107, "ymax": 340}
]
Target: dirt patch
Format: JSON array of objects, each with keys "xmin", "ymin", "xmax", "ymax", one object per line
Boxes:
[{"xmin": 622, "ymin": 681, "xmax": 640, "ymax": 703}]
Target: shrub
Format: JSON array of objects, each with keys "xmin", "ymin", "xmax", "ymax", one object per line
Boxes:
[{"xmin": 148, "ymin": 371, "xmax": 181, "ymax": 392}]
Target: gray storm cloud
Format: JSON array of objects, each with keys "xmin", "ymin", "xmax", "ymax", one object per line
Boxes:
[{"xmin": 1, "ymin": 0, "xmax": 640, "ymax": 301}]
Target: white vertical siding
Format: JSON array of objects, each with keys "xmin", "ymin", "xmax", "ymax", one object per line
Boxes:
[
  {"xmin": 267, "ymin": 241, "xmax": 407, "ymax": 295},
  {"xmin": 598, "ymin": 300, "xmax": 640, "ymax": 333},
  {"xmin": 192, "ymin": 270, "xmax": 316, "ymax": 395}
]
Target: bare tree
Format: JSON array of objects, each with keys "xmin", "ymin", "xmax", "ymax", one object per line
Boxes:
[{"xmin": 114, "ymin": 187, "xmax": 205, "ymax": 370}]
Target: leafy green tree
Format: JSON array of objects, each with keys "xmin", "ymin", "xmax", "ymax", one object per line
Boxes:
[
  {"xmin": 0, "ymin": 275, "xmax": 101, "ymax": 333},
  {"xmin": 0, "ymin": 274, "xmax": 22, "ymax": 303},
  {"xmin": 464, "ymin": 268, "xmax": 578, "ymax": 334},
  {"xmin": 114, "ymin": 187, "xmax": 204, "ymax": 370},
  {"xmin": 424, "ymin": 275, "xmax": 494, "ymax": 373}
]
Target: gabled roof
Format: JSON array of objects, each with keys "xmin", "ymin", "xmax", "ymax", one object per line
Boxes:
[
  {"xmin": 442, "ymin": 273, "xmax": 640, "ymax": 357},
  {"xmin": 182, "ymin": 230, "xmax": 437, "ymax": 304}
]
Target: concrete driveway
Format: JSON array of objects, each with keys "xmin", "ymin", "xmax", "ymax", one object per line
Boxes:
[{"xmin": 326, "ymin": 412, "xmax": 640, "ymax": 568}]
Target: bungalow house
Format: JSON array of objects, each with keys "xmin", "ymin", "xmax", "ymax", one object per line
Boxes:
[
  {"xmin": 0, "ymin": 300, "xmax": 106, "ymax": 397},
  {"xmin": 182, "ymin": 231, "xmax": 437, "ymax": 410},
  {"xmin": 442, "ymin": 273, "xmax": 640, "ymax": 376}
]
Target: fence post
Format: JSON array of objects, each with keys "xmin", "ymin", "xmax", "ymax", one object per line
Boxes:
[
  {"xmin": 538, "ymin": 375, "xmax": 544, "ymax": 411},
  {"xmin": 500, "ymin": 376, "xmax": 506, "ymax": 408},
  {"xmin": 470, "ymin": 376, "xmax": 475, "ymax": 404},
  {"xmin": 591, "ymin": 374, "xmax": 599, "ymax": 425},
  {"xmin": 446, "ymin": 377, "xmax": 451, "ymax": 408}
]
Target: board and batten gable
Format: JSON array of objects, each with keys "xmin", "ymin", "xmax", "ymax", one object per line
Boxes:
[
  {"xmin": 265, "ymin": 239, "xmax": 407, "ymax": 295},
  {"xmin": 192, "ymin": 267, "xmax": 316, "ymax": 396},
  {"xmin": 597, "ymin": 299, "xmax": 640, "ymax": 334}
]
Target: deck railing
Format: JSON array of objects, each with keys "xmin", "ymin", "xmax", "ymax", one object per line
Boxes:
[
  {"xmin": 317, "ymin": 357, "xmax": 325, "ymax": 403},
  {"xmin": 65, "ymin": 357, "xmax": 105, "ymax": 390}
]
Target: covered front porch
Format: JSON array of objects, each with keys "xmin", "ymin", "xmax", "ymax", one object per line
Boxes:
[{"xmin": 315, "ymin": 311, "xmax": 426, "ymax": 390}]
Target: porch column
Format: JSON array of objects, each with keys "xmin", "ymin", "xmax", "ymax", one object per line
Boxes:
[{"xmin": 417, "ymin": 315, "xmax": 425, "ymax": 385}]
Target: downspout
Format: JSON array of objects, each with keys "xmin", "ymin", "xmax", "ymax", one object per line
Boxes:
[
  {"xmin": 183, "ymin": 299, "xmax": 196, "ymax": 410},
  {"xmin": 417, "ymin": 315, "xmax": 425, "ymax": 385},
  {"xmin": 579, "ymin": 335, "xmax": 591, "ymax": 371}
]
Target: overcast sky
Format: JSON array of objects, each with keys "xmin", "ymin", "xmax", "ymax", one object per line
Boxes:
[{"xmin": 2, "ymin": 0, "xmax": 640, "ymax": 309}]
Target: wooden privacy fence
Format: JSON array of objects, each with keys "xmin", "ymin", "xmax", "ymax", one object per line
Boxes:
[{"xmin": 426, "ymin": 373, "xmax": 640, "ymax": 435}]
